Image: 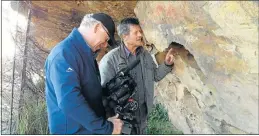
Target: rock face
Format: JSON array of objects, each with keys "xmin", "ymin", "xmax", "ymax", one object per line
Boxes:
[
  {"xmin": 28, "ymin": 1, "xmax": 137, "ymax": 50},
  {"xmin": 135, "ymin": 1, "xmax": 258, "ymax": 134}
]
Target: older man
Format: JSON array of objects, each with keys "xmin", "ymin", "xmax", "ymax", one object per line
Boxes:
[
  {"xmin": 45, "ymin": 13, "xmax": 123, "ymax": 134},
  {"xmin": 99, "ymin": 17, "xmax": 175, "ymax": 134}
]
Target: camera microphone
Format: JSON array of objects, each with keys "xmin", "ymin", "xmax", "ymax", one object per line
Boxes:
[{"xmin": 120, "ymin": 58, "xmax": 140, "ymax": 76}]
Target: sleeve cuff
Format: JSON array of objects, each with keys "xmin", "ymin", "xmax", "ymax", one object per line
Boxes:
[
  {"xmin": 164, "ymin": 61, "xmax": 174, "ymax": 68},
  {"xmin": 162, "ymin": 62, "xmax": 173, "ymax": 73},
  {"xmin": 108, "ymin": 121, "xmax": 114, "ymax": 134}
]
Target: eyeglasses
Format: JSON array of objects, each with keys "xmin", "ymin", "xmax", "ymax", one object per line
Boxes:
[{"xmin": 101, "ymin": 24, "xmax": 110, "ymax": 43}]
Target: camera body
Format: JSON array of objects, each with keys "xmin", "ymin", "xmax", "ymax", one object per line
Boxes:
[
  {"xmin": 103, "ymin": 59, "xmax": 140, "ymax": 134},
  {"xmin": 105, "ymin": 72, "xmax": 138, "ymax": 120}
]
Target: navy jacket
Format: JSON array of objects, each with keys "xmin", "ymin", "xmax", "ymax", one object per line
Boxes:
[{"xmin": 44, "ymin": 28, "xmax": 113, "ymax": 134}]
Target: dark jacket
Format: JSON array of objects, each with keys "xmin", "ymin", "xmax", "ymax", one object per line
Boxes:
[{"xmin": 44, "ymin": 28, "xmax": 113, "ymax": 134}]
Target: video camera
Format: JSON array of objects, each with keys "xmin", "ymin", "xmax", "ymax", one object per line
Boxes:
[{"xmin": 103, "ymin": 59, "xmax": 140, "ymax": 134}]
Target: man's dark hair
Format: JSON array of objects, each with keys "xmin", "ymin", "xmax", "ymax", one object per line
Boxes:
[{"xmin": 117, "ymin": 17, "xmax": 140, "ymax": 37}]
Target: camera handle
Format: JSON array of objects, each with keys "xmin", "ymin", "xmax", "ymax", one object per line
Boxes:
[{"xmin": 122, "ymin": 121, "xmax": 133, "ymax": 134}]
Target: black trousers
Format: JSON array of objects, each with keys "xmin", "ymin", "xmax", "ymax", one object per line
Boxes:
[{"xmin": 130, "ymin": 103, "xmax": 148, "ymax": 134}]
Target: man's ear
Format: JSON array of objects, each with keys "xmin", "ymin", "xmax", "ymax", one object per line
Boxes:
[
  {"xmin": 93, "ymin": 23, "xmax": 101, "ymax": 33},
  {"xmin": 122, "ymin": 34, "xmax": 128, "ymax": 41}
]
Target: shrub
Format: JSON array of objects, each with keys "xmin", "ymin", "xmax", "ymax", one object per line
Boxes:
[
  {"xmin": 147, "ymin": 103, "xmax": 183, "ymax": 134},
  {"xmin": 16, "ymin": 101, "xmax": 49, "ymax": 134}
]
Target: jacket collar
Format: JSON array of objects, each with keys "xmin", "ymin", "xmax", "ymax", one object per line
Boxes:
[
  {"xmin": 119, "ymin": 42, "xmax": 127, "ymax": 60},
  {"xmin": 119, "ymin": 41, "xmax": 144, "ymax": 60},
  {"xmin": 68, "ymin": 28, "xmax": 93, "ymax": 56}
]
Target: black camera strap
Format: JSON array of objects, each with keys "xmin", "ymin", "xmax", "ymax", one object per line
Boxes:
[{"xmin": 93, "ymin": 59, "xmax": 101, "ymax": 82}]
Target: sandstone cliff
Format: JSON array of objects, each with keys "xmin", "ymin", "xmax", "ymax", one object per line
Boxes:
[{"xmin": 135, "ymin": 1, "xmax": 258, "ymax": 134}]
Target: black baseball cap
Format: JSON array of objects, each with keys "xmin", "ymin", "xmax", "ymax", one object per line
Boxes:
[{"xmin": 92, "ymin": 13, "xmax": 117, "ymax": 47}]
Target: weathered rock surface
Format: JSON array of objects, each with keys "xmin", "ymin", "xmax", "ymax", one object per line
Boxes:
[
  {"xmin": 29, "ymin": 1, "xmax": 137, "ymax": 50},
  {"xmin": 135, "ymin": 1, "xmax": 258, "ymax": 134}
]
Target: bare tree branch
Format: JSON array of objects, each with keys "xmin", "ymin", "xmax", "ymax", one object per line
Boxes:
[{"xmin": 28, "ymin": 36, "xmax": 50, "ymax": 54}]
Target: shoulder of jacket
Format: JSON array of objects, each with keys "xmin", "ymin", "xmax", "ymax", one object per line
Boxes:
[
  {"xmin": 141, "ymin": 48, "xmax": 152, "ymax": 58},
  {"xmin": 99, "ymin": 47, "xmax": 121, "ymax": 68},
  {"xmin": 48, "ymin": 43, "xmax": 78, "ymax": 66},
  {"xmin": 103, "ymin": 47, "xmax": 120, "ymax": 59},
  {"xmin": 108, "ymin": 46, "xmax": 120, "ymax": 55}
]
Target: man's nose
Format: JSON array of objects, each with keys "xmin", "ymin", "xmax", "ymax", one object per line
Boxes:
[{"xmin": 137, "ymin": 32, "xmax": 143, "ymax": 37}]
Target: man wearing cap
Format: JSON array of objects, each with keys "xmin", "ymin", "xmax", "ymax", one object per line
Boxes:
[{"xmin": 44, "ymin": 13, "xmax": 122, "ymax": 134}]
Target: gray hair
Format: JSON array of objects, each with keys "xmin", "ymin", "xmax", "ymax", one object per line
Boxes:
[
  {"xmin": 117, "ymin": 23, "xmax": 130, "ymax": 38},
  {"xmin": 80, "ymin": 14, "xmax": 101, "ymax": 29},
  {"xmin": 117, "ymin": 17, "xmax": 140, "ymax": 38}
]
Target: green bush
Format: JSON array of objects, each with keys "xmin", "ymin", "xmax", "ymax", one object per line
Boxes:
[
  {"xmin": 15, "ymin": 101, "xmax": 183, "ymax": 134},
  {"xmin": 16, "ymin": 101, "xmax": 49, "ymax": 134},
  {"xmin": 147, "ymin": 103, "xmax": 183, "ymax": 134}
]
